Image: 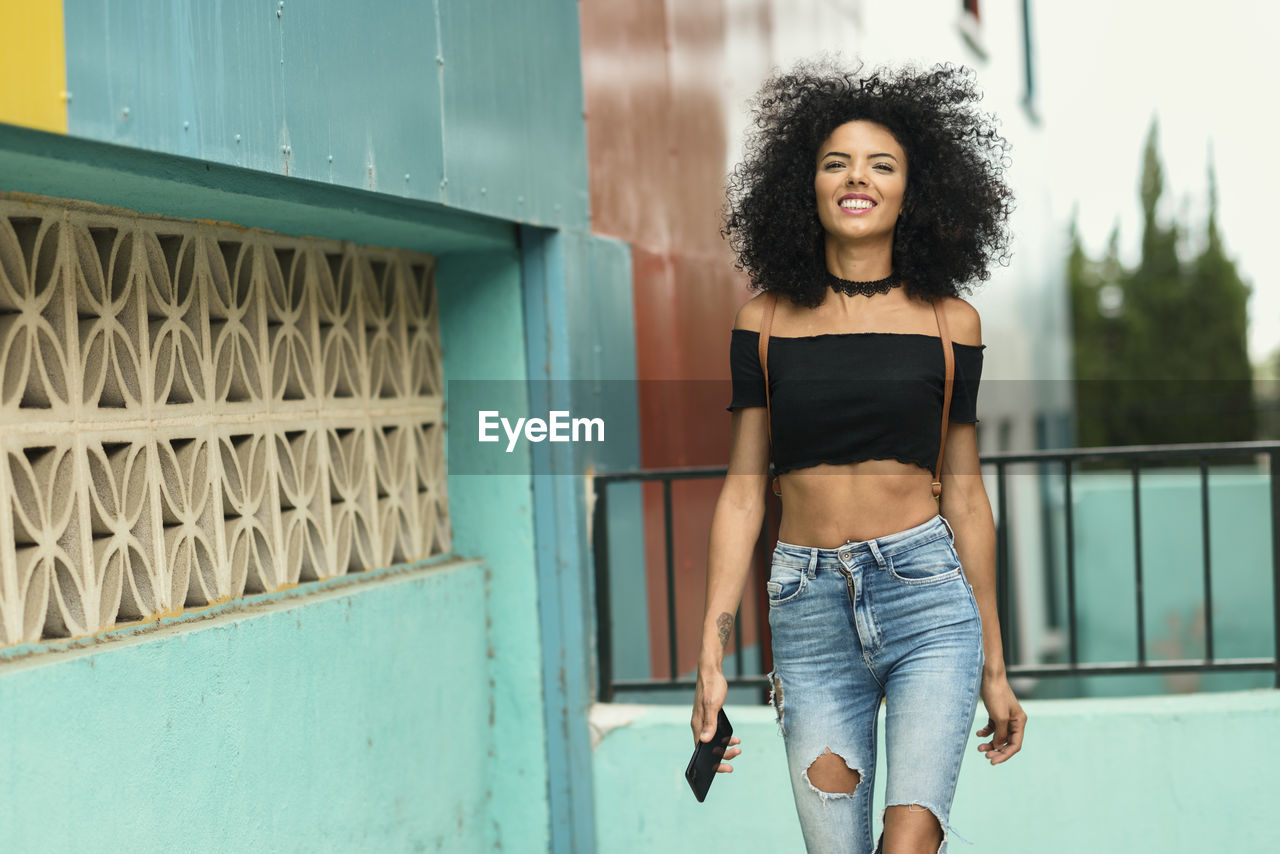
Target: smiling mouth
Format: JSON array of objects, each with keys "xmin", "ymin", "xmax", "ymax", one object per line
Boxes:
[{"xmin": 838, "ymin": 199, "xmax": 876, "ymax": 214}]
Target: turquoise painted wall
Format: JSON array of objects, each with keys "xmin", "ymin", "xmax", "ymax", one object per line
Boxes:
[
  {"xmin": 0, "ymin": 560, "xmax": 490, "ymax": 852},
  {"xmin": 62, "ymin": 0, "xmax": 589, "ymax": 231},
  {"xmin": 1044, "ymin": 469, "xmax": 1274, "ymax": 698},
  {"xmin": 514, "ymin": 228, "xmax": 644, "ymax": 852},
  {"xmin": 0, "ymin": 137, "xmax": 551, "ymax": 849},
  {"xmin": 570, "ymin": 235, "xmax": 648, "ymax": 686},
  {"xmin": 592, "ymin": 689, "xmax": 1280, "ymax": 853},
  {"xmin": 437, "ymin": 248, "xmax": 551, "ymax": 851},
  {"xmin": 6, "ymin": 1, "xmax": 608, "ymax": 848}
]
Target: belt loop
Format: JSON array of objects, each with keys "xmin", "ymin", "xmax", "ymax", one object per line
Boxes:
[
  {"xmin": 940, "ymin": 515, "xmax": 955, "ymax": 542},
  {"xmin": 867, "ymin": 539, "xmax": 888, "ymax": 570},
  {"xmin": 807, "ymin": 548, "xmax": 819, "ymax": 578}
]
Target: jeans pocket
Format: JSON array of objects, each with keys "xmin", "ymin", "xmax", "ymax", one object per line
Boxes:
[
  {"xmin": 766, "ymin": 562, "xmax": 808, "ymax": 605},
  {"xmin": 887, "ymin": 539, "xmax": 962, "ymax": 586}
]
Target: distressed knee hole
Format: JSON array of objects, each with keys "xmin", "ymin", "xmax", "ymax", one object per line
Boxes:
[
  {"xmin": 803, "ymin": 747, "xmax": 861, "ymax": 798},
  {"xmin": 880, "ymin": 802, "xmax": 949, "ymax": 853}
]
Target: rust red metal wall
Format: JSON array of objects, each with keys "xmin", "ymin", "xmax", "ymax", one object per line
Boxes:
[{"xmin": 580, "ymin": 1, "xmax": 776, "ymax": 679}]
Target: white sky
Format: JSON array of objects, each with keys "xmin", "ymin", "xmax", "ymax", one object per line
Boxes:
[{"xmin": 1036, "ymin": 0, "xmax": 1280, "ymax": 363}]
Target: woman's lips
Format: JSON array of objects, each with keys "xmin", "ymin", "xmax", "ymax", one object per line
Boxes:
[{"xmin": 837, "ymin": 202, "xmax": 877, "ymax": 215}]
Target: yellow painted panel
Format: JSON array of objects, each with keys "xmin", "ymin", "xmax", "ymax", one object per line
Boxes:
[{"xmin": 0, "ymin": 0, "xmax": 67, "ymax": 133}]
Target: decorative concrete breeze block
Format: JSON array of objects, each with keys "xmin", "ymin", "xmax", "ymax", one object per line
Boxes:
[{"xmin": 0, "ymin": 194, "xmax": 450, "ymax": 646}]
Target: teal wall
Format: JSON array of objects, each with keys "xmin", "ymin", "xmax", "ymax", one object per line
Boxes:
[
  {"xmin": 575, "ymin": 237, "xmax": 650, "ymax": 690},
  {"xmin": 517, "ymin": 228, "xmax": 643, "ymax": 852},
  {"xmin": 1043, "ymin": 469, "xmax": 1274, "ymax": 698},
  {"xmin": 0, "ymin": 134, "xmax": 552, "ymax": 849},
  {"xmin": 592, "ymin": 689, "xmax": 1280, "ymax": 853},
  {"xmin": 0, "ymin": 560, "xmax": 490, "ymax": 852},
  {"xmin": 62, "ymin": 0, "xmax": 589, "ymax": 231},
  {"xmin": 6, "ymin": 0, "xmax": 610, "ymax": 849},
  {"xmin": 437, "ymin": 248, "xmax": 551, "ymax": 851}
]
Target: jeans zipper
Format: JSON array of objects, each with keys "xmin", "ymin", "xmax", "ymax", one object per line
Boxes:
[{"xmin": 836, "ymin": 565, "xmax": 856, "ymax": 612}]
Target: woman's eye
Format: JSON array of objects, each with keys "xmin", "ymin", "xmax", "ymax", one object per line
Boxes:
[{"xmin": 875, "ymin": 164, "xmax": 893, "ymax": 172}]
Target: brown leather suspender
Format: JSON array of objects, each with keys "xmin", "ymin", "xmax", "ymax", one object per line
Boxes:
[
  {"xmin": 758, "ymin": 294, "xmax": 781, "ymax": 495},
  {"xmin": 757, "ymin": 291, "xmax": 955, "ymax": 501},
  {"xmin": 932, "ymin": 299, "xmax": 954, "ymax": 499}
]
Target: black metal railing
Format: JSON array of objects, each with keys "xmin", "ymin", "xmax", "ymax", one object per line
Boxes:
[{"xmin": 590, "ymin": 441, "xmax": 1280, "ymax": 702}]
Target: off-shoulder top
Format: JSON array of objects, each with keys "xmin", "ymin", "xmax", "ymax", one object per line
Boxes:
[{"xmin": 726, "ymin": 329, "xmax": 984, "ymax": 477}]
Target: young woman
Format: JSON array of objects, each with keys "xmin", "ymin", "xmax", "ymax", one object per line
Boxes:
[{"xmin": 691, "ymin": 60, "xmax": 1028, "ymax": 853}]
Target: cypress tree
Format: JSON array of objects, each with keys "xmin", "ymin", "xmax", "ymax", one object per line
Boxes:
[
  {"xmin": 1122, "ymin": 118, "xmax": 1189, "ymax": 443},
  {"xmin": 1184, "ymin": 145, "xmax": 1254, "ymax": 440},
  {"xmin": 1068, "ymin": 119, "xmax": 1254, "ymax": 446}
]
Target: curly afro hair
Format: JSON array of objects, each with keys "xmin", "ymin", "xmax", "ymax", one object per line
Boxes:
[{"xmin": 723, "ymin": 57, "xmax": 1015, "ymax": 308}]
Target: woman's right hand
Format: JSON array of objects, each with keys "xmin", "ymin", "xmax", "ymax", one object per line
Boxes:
[{"xmin": 691, "ymin": 663, "xmax": 742, "ymax": 771}]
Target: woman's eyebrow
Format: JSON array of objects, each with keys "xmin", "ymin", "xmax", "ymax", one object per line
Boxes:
[{"xmin": 820, "ymin": 151, "xmax": 900, "ymax": 162}]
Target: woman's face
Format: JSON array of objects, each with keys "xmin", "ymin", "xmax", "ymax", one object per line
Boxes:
[{"xmin": 813, "ymin": 120, "xmax": 908, "ymax": 243}]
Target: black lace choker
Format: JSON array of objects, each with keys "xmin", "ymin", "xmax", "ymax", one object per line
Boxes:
[{"xmin": 826, "ymin": 269, "xmax": 900, "ymax": 297}]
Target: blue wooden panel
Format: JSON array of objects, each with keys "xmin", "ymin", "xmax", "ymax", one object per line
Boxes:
[
  {"xmin": 64, "ymin": 0, "xmax": 445, "ymax": 201},
  {"xmin": 0, "ymin": 124, "xmax": 512, "ymax": 254},
  {"xmin": 438, "ymin": 0, "xmax": 590, "ymax": 230},
  {"xmin": 62, "ymin": 0, "xmax": 591, "ymax": 229},
  {"xmin": 521, "ymin": 226, "xmax": 599, "ymax": 854}
]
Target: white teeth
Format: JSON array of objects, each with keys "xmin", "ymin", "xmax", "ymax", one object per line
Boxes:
[{"xmin": 840, "ymin": 199, "xmax": 874, "ymax": 209}]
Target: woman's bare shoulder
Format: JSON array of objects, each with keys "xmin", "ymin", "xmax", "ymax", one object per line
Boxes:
[
  {"xmin": 937, "ymin": 296, "xmax": 982, "ymax": 346},
  {"xmin": 733, "ymin": 291, "xmax": 774, "ymax": 332}
]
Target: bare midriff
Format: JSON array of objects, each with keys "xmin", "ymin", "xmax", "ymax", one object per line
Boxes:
[{"xmin": 776, "ymin": 458, "xmax": 940, "ymax": 548}]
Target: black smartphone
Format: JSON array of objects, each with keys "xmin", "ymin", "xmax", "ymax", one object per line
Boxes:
[{"xmin": 685, "ymin": 708, "xmax": 733, "ymax": 802}]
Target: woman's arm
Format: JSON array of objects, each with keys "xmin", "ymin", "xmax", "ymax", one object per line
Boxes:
[
  {"xmin": 698, "ymin": 406, "xmax": 771, "ymax": 673},
  {"xmin": 939, "ymin": 421, "xmax": 1005, "ymax": 678},
  {"xmin": 938, "ymin": 297, "xmax": 1026, "ymax": 765},
  {"xmin": 691, "ymin": 405, "xmax": 770, "ymax": 771}
]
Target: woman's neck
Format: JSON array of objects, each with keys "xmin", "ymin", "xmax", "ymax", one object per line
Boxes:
[{"xmin": 823, "ymin": 237, "xmax": 894, "ymax": 281}]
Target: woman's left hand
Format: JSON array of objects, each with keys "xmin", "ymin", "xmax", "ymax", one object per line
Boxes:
[{"xmin": 976, "ymin": 673, "xmax": 1026, "ymax": 765}]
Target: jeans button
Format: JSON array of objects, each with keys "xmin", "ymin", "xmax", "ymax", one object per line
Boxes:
[{"xmin": 839, "ymin": 551, "xmax": 851, "ymax": 561}]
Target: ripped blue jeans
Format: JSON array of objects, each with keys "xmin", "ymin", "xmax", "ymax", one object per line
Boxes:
[{"xmin": 766, "ymin": 514, "xmax": 984, "ymax": 853}]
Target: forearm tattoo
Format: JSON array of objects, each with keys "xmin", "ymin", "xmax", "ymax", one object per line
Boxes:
[{"xmin": 716, "ymin": 612, "xmax": 734, "ymax": 648}]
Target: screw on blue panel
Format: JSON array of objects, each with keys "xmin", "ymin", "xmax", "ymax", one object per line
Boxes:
[
  {"xmin": 405, "ymin": 174, "xmax": 411, "ymax": 182},
  {"xmin": 480, "ymin": 187, "xmax": 487, "ymax": 195},
  {"xmin": 122, "ymin": 107, "xmax": 130, "ymax": 119},
  {"xmin": 235, "ymin": 134, "xmax": 241, "ymax": 143},
  {"xmin": 183, "ymin": 121, "xmax": 189, "ymax": 131},
  {"xmin": 517, "ymin": 196, "xmax": 525, "ymax": 204},
  {"xmin": 328, "ymin": 155, "xmax": 333, "ymax": 163}
]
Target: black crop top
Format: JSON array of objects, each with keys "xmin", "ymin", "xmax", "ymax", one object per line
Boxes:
[{"xmin": 726, "ymin": 329, "xmax": 984, "ymax": 476}]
